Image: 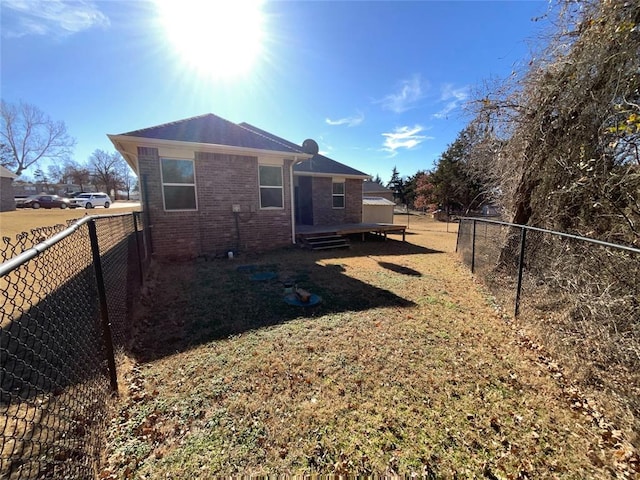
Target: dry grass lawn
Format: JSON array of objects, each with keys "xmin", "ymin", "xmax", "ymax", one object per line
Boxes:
[
  {"xmin": 100, "ymin": 216, "xmax": 638, "ymax": 478},
  {"xmin": 0, "ymin": 205, "xmax": 140, "ymax": 243}
]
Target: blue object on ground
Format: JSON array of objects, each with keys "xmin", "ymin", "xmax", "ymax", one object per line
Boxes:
[
  {"xmin": 250, "ymin": 271, "xmax": 278, "ymax": 281},
  {"xmin": 236, "ymin": 265, "xmax": 257, "ymax": 273},
  {"xmin": 284, "ymin": 293, "xmax": 322, "ymax": 307}
]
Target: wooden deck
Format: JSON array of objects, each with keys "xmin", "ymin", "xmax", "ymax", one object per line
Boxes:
[{"xmin": 296, "ymin": 223, "xmax": 406, "ymax": 242}]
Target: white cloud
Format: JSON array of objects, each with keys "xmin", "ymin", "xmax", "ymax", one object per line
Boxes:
[
  {"xmin": 325, "ymin": 111, "xmax": 364, "ymax": 127},
  {"xmin": 382, "ymin": 125, "xmax": 432, "ymax": 157},
  {"xmin": 2, "ymin": 0, "xmax": 109, "ymax": 38},
  {"xmin": 378, "ymin": 75, "xmax": 426, "ymax": 114},
  {"xmin": 432, "ymin": 84, "xmax": 469, "ymax": 119}
]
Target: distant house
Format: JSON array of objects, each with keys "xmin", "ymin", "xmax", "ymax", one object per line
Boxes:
[
  {"xmin": 362, "ymin": 180, "xmax": 394, "ymax": 202},
  {"xmin": 13, "ymin": 183, "xmax": 90, "ymax": 198},
  {"xmin": 108, "ymin": 113, "xmax": 370, "ymax": 259},
  {"xmin": 0, "ymin": 166, "xmax": 17, "ymax": 212}
]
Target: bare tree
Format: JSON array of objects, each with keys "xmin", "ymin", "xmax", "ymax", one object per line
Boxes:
[
  {"xmin": 0, "ymin": 142, "xmax": 12, "ymax": 166},
  {"xmin": 69, "ymin": 165, "xmax": 92, "ymax": 192},
  {"xmin": 48, "ymin": 159, "xmax": 93, "ymax": 193},
  {"xmin": 89, "ymin": 149, "xmax": 123, "ymax": 197},
  {"xmin": 33, "ymin": 168, "xmax": 49, "ymax": 191},
  {"xmin": 466, "ymin": 0, "xmax": 640, "ymax": 245},
  {"xmin": 117, "ymin": 158, "xmax": 136, "ymax": 200},
  {"xmin": 0, "ymin": 100, "xmax": 76, "ymax": 176}
]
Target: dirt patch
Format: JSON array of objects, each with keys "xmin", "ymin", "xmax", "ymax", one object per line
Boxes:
[{"xmin": 100, "ymin": 216, "xmax": 638, "ymax": 477}]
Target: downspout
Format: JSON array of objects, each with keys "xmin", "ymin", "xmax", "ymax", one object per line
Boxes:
[{"xmin": 290, "ymin": 157, "xmax": 299, "ymax": 244}]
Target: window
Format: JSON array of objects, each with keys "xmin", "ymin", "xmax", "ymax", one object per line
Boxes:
[
  {"xmin": 332, "ymin": 180, "xmax": 345, "ymax": 208},
  {"xmin": 161, "ymin": 158, "xmax": 197, "ymax": 210},
  {"xmin": 259, "ymin": 165, "xmax": 283, "ymax": 209}
]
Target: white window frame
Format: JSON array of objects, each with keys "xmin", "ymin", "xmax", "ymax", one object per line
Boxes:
[
  {"xmin": 258, "ymin": 164, "xmax": 284, "ymax": 209},
  {"xmin": 332, "ymin": 179, "xmax": 345, "ymax": 209},
  {"xmin": 160, "ymin": 157, "xmax": 198, "ymax": 211}
]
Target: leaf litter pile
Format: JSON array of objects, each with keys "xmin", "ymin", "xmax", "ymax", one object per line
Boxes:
[{"xmin": 101, "ymin": 217, "xmax": 638, "ymax": 478}]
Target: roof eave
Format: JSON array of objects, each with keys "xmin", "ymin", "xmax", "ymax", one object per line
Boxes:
[
  {"xmin": 108, "ymin": 134, "xmax": 313, "ymax": 174},
  {"xmin": 293, "ymin": 171, "xmax": 371, "ymax": 180}
]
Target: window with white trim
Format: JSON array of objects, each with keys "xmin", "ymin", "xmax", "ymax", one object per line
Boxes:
[
  {"xmin": 259, "ymin": 165, "xmax": 283, "ymax": 209},
  {"xmin": 332, "ymin": 180, "xmax": 345, "ymax": 208},
  {"xmin": 161, "ymin": 158, "xmax": 197, "ymax": 210}
]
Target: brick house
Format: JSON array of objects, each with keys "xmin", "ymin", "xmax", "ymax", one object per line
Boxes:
[
  {"xmin": 108, "ymin": 113, "xmax": 369, "ymax": 259},
  {"xmin": 0, "ymin": 166, "xmax": 17, "ymax": 212}
]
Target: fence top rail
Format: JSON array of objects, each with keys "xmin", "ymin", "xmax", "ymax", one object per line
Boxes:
[
  {"xmin": 459, "ymin": 217, "xmax": 640, "ymax": 255},
  {"xmin": 0, "ymin": 212, "xmax": 137, "ymax": 277}
]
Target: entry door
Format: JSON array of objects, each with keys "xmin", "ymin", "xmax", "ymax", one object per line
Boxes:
[{"xmin": 296, "ymin": 176, "xmax": 313, "ymax": 225}]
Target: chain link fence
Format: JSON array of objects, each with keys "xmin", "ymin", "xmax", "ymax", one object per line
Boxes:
[
  {"xmin": 457, "ymin": 217, "xmax": 640, "ymax": 431},
  {"xmin": 1, "ymin": 212, "xmax": 150, "ymax": 479}
]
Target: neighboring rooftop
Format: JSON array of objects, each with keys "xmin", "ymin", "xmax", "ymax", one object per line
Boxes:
[
  {"xmin": 363, "ymin": 181, "xmax": 392, "ymax": 194},
  {"xmin": 0, "ymin": 165, "xmax": 17, "ymax": 179}
]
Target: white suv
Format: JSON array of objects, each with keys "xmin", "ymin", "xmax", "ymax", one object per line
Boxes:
[{"xmin": 70, "ymin": 192, "xmax": 112, "ymax": 209}]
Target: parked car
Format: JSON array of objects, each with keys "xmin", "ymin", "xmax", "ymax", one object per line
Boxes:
[
  {"xmin": 19, "ymin": 195, "xmax": 71, "ymax": 209},
  {"xmin": 14, "ymin": 196, "xmax": 29, "ymax": 208},
  {"xmin": 69, "ymin": 192, "xmax": 112, "ymax": 209}
]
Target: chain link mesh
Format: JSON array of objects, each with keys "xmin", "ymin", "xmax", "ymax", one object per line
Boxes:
[
  {"xmin": 1, "ymin": 222, "xmax": 79, "ymax": 264},
  {"xmin": 1, "ymin": 212, "xmax": 149, "ymax": 479},
  {"xmin": 457, "ymin": 218, "xmax": 640, "ymax": 428}
]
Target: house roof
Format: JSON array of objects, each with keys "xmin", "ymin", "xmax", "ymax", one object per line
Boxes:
[
  {"xmin": 363, "ymin": 181, "xmax": 392, "ymax": 194},
  {"xmin": 363, "ymin": 196, "xmax": 396, "ymax": 206},
  {"xmin": 120, "ymin": 114, "xmax": 304, "ymax": 155},
  {"xmin": 239, "ymin": 122, "xmax": 370, "ymax": 179},
  {"xmin": 0, "ymin": 165, "xmax": 17, "ymax": 179}
]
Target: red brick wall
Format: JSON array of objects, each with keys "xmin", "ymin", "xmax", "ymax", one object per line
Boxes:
[
  {"xmin": 137, "ymin": 147, "xmax": 293, "ymax": 259},
  {"xmin": 311, "ymin": 177, "xmax": 362, "ymax": 226}
]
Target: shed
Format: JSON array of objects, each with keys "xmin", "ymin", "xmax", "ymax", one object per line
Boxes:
[
  {"xmin": 362, "ymin": 196, "xmax": 395, "ymax": 224},
  {"xmin": 0, "ymin": 166, "xmax": 17, "ymax": 212}
]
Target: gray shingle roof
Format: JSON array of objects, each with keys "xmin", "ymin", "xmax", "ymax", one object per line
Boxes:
[
  {"xmin": 239, "ymin": 122, "xmax": 369, "ymax": 178},
  {"xmin": 121, "ymin": 114, "xmax": 303, "ymax": 154},
  {"xmin": 363, "ymin": 181, "xmax": 392, "ymax": 194}
]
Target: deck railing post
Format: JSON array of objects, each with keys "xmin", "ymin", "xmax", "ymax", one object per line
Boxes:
[
  {"xmin": 514, "ymin": 227, "xmax": 527, "ymax": 317},
  {"xmin": 88, "ymin": 219, "xmax": 119, "ymax": 393}
]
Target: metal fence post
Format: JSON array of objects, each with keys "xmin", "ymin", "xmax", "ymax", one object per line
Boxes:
[
  {"xmin": 132, "ymin": 212, "xmax": 144, "ymax": 285},
  {"xmin": 471, "ymin": 219, "xmax": 477, "ymax": 273},
  {"xmin": 88, "ymin": 219, "xmax": 119, "ymax": 393},
  {"xmin": 514, "ymin": 227, "xmax": 527, "ymax": 317},
  {"xmin": 455, "ymin": 218, "xmax": 463, "ymax": 252}
]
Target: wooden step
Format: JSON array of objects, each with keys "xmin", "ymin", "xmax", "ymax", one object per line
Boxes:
[{"xmin": 301, "ymin": 234, "xmax": 350, "ymax": 250}]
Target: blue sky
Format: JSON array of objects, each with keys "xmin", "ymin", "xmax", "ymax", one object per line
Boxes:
[{"xmin": 1, "ymin": 0, "xmax": 550, "ymax": 182}]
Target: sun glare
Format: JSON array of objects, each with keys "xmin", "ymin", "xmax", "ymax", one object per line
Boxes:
[{"xmin": 155, "ymin": 0, "xmax": 266, "ymax": 79}]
